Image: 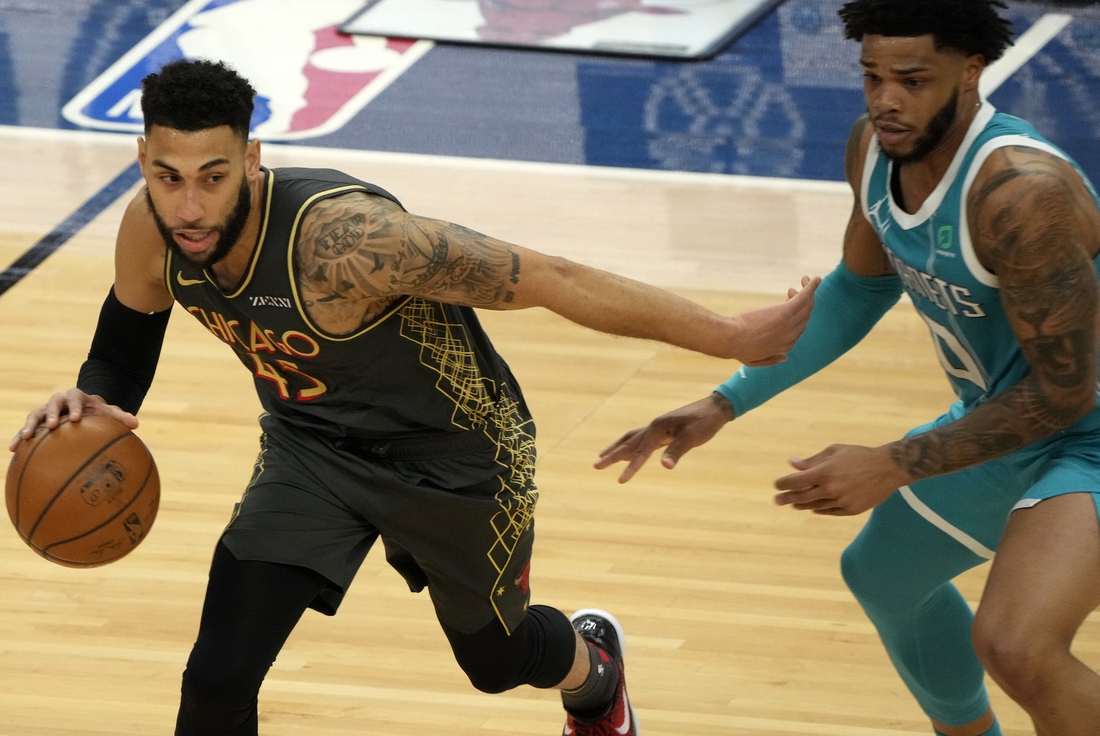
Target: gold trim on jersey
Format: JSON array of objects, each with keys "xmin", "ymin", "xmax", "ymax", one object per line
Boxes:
[
  {"xmin": 286, "ymin": 185, "xmax": 412, "ymax": 342},
  {"xmin": 222, "ymin": 168, "xmax": 275, "ymax": 299},
  {"xmin": 164, "ymin": 169, "xmax": 275, "ymax": 300},
  {"xmin": 164, "ymin": 249, "xmax": 176, "ymax": 302}
]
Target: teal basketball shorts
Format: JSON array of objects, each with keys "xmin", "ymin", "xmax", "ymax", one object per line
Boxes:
[{"xmin": 897, "ymin": 402, "xmax": 1100, "ymax": 559}]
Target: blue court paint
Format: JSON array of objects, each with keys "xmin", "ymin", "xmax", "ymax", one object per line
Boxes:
[
  {"xmin": 0, "ymin": 3, "xmax": 1093, "ymax": 300},
  {"xmin": 6, "ymin": 0, "xmax": 1100, "ymax": 184},
  {"xmin": 990, "ymin": 10, "xmax": 1100, "ymax": 190},
  {"xmin": 0, "ymin": 161, "xmax": 143, "ymax": 298},
  {"xmin": 0, "ymin": 12, "xmax": 17, "ymax": 126},
  {"xmin": 576, "ymin": 5, "xmax": 864, "ymax": 179}
]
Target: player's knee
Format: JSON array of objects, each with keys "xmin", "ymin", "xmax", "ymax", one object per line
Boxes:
[
  {"xmin": 447, "ymin": 624, "xmax": 526, "ymax": 694},
  {"xmin": 841, "ymin": 538, "xmax": 926, "ymax": 613},
  {"xmin": 840, "ymin": 540, "xmax": 885, "ymax": 604},
  {"xmin": 183, "ymin": 643, "xmax": 266, "ymax": 702},
  {"xmin": 460, "ymin": 663, "xmax": 518, "ymax": 694},
  {"xmin": 177, "ymin": 666, "xmax": 260, "ymax": 736},
  {"xmin": 972, "ymin": 615, "xmax": 1061, "ymax": 706},
  {"xmin": 443, "ymin": 605, "xmax": 575, "ymax": 694}
]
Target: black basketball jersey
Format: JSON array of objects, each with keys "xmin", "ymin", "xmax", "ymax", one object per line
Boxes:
[{"xmin": 165, "ymin": 167, "xmax": 535, "ymax": 453}]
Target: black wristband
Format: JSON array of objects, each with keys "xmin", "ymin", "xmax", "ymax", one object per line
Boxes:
[{"xmin": 76, "ymin": 287, "xmax": 171, "ymax": 415}]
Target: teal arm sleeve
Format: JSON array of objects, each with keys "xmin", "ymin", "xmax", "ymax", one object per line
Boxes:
[{"xmin": 715, "ymin": 262, "xmax": 904, "ymax": 417}]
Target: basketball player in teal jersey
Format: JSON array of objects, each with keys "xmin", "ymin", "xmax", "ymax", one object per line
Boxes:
[
  {"xmin": 10, "ymin": 60, "xmax": 817, "ymax": 736},
  {"xmin": 597, "ymin": 2, "xmax": 1100, "ymax": 735}
]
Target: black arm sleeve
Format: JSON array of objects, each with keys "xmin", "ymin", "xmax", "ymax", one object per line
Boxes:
[{"xmin": 76, "ymin": 287, "xmax": 172, "ymax": 415}]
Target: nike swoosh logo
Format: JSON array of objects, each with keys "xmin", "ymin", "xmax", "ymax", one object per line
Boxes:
[
  {"xmin": 614, "ymin": 689, "xmax": 631, "ymax": 735},
  {"xmin": 176, "ymin": 272, "xmax": 205, "ymax": 287}
]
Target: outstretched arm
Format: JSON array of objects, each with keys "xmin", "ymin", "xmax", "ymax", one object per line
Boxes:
[
  {"xmin": 596, "ymin": 116, "xmax": 898, "ymax": 482},
  {"xmin": 776, "ymin": 147, "xmax": 1100, "ymax": 514},
  {"xmin": 296, "ymin": 192, "xmax": 818, "ymax": 363}
]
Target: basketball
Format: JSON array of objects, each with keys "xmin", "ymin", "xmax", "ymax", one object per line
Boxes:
[{"xmin": 5, "ymin": 415, "xmax": 160, "ymax": 568}]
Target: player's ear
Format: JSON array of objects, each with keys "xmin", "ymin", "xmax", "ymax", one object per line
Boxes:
[
  {"xmin": 245, "ymin": 138, "xmax": 261, "ymax": 178},
  {"xmin": 137, "ymin": 136, "xmax": 146, "ymax": 168},
  {"xmin": 963, "ymin": 53, "xmax": 984, "ymax": 94}
]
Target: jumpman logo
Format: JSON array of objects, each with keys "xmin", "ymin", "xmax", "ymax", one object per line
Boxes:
[{"xmin": 867, "ymin": 195, "xmax": 891, "ymax": 235}]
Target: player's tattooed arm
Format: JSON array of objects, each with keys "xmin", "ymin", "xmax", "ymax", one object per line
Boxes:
[
  {"xmin": 297, "ymin": 190, "xmax": 817, "ymax": 361},
  {"xmin": 295, "ymin": 192, "xmax": 522, "ymax": 331},
  {"xmin": 888, "ymin": 147, "xmax": 1100, "ymax": 481}
]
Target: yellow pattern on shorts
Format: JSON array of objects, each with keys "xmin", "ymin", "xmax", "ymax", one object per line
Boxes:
[{"xmin": 399, "ymin": 298, "xmax": 538, "ymax": 631}]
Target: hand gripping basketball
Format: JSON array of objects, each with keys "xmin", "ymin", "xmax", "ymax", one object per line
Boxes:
[{"xmin": 6, "ymin": 414, "xmax": 160, "ymax": 567}]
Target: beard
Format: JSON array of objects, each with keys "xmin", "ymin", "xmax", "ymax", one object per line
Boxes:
[
  {"xmin": 877, "ymin": 89, "xmax": 960, "ymax": 165},
  {"xmin": 146, "ymin": 178, "xmax": 252, "ymax": 269}
]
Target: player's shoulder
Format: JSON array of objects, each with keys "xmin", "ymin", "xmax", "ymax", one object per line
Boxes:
[
  {"xmin": 272, "ymin": 167, "xmax": 401, "ymax": 202},
  {"xmin": 298, "ymin": 187, "xmax": 403, "ymax": 228},
  {"xmin": 294, "ymin": 187, "xmax": 406, "ymax": 266},
  {"xmin": 844, "ymin": 114, "xmax": 876, "ymax": 200},
  {"xmin": 968, "ymin": 141, "xmax": 1085, "ymax": 215},
  {"xmin": 115, "ymin": 188, "xmax": 172, "ymax": 311},
  {"xmin": 276, "ymin": 167, "xmax": 405, "ymax": 227},
  {"xmin": 117, "ymin": 188, "xmax": 162, "ymax": 251}
]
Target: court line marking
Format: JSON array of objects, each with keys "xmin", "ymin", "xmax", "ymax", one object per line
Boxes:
[
  {"xmin": 981, "ymin": 13, "xmax": 1073, "ymax": 97},
  {"xmin": 260, "ymin": 679, "xmax": 930, "ymax": 735},
  {"xmin": 0, "ymin": 124, "xmax": 851, "ymax": 195},
  {"xmin": 0, "ymin": 161, "xmax": 142, "ymax": 297},
  {"xmin": 0, "ymin": 10, "xmax": 1079, "ymax": 297}
]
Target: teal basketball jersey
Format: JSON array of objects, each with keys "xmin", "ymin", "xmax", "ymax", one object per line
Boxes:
[{"xmin": 861, "ymin": 103, "xmax": 1100, "ymax": 414}]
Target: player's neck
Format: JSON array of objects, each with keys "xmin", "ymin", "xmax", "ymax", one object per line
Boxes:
[
  {"xmin": 209, "ymin": 172, "xmax": 265, "ymax": 290},
  {"xmin": 896, "ymin": 96, "xmax": 982, "ymax": 209}
]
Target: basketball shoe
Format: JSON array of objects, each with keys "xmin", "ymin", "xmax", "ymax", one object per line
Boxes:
[{"xmin": 562, "ymin": 609, "xmax": 639, "ymax": 736}]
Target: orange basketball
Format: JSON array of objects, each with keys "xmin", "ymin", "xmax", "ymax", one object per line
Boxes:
[{"xmin": 6, "ymin": 415, "xmax": 160, "ymax": 568}]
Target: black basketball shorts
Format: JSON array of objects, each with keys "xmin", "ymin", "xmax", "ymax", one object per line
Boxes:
[{"xmin": 219, "ymin": 413, "xmax": 539, "ymax": 635}]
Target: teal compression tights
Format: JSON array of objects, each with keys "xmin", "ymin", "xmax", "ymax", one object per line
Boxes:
[{"xmin": 841, "ymin": 491, "xmax": 999, "ymax": 729}]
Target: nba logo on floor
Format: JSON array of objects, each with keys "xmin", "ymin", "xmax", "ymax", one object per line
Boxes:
[{"xmin": 62, "ymin": 0, "xmax": 432, "ymax": 140}]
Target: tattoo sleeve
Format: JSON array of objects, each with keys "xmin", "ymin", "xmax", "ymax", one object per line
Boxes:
[
  {"xmin": 889, "ymin": 147, "xmax": 1100, "ymax": 481},
  {"xmin": 295, "ymin": 192, "xmax": 523, "ymax": 331}
]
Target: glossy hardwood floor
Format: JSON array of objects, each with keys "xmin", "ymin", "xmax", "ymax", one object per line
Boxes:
[{"xmin": 1, "ymin": 126, "xmax": 1093, "ymax": 735}]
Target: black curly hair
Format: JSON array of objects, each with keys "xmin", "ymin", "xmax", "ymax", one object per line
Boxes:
[
  {"xmin": 838, "ymin": 0, "xmax": 1015, "ymax": 63},
  {"xmin": 140, "ymin": 59, "xmax": 255, "ymax": 140}
]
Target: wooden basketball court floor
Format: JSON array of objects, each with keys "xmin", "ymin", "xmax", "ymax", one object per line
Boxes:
[{"xmin": 1, "ymin": 124, "xmax": 1096, "ymax": 736}]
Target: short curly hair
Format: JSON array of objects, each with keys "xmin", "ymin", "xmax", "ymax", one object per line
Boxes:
[
  {"xmin": 838, "ymin": 0, "xmax": 1015, "ymax": 64},
  {"xmin": 141, "ymin": 59, "xmax": 255, "ymax": 140}
]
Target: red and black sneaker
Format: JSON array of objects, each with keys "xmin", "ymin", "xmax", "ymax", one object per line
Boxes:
[{"xmin": 562, "ymin": 609, "xmax": 639, "ymax": 736}]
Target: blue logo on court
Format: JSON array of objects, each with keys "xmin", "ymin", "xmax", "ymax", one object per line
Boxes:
[{"xmin": 62, "ymin": 0, "xmax": 430, "ymax": 141}]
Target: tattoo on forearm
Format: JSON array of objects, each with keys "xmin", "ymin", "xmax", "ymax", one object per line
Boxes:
[
  {"xmin": 890, "ymin": 148, "xmax": 1100, "ymax": 481},
  {"xmin": 709, "ymin": 392, "xmax": 736, "ymax": 420},
  {"xmin": 509, "ymin": 251, "xmax": 521, "ymax": 284}
]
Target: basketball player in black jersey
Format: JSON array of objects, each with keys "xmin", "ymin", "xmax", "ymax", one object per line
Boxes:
[{"xmin": 12, "ymin": 60, "xmax": 818, "ymax": 736}]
